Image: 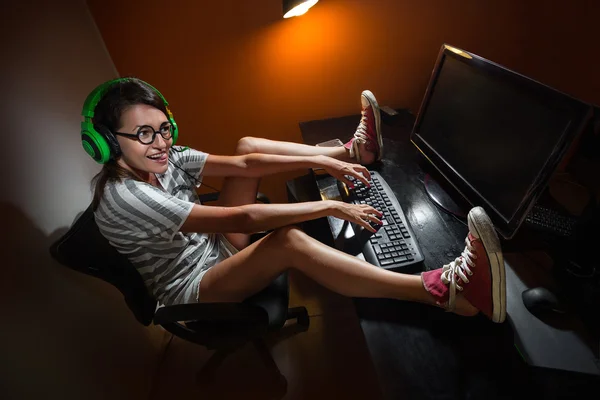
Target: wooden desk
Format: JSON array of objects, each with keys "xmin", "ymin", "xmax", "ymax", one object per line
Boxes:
[{"xmin": 287, "ymin": 110, "xmax": 599, "ymax": 399}]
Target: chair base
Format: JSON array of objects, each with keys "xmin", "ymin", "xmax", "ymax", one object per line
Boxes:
[
  {"xmin": 196, "ymin": 306, "xmax": 309, "ymax": 387},
  {"xmin": 286, "ymin": 306, "xmax": 310, "ymax": 328}
]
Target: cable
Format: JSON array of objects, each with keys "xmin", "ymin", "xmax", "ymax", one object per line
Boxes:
[
  {"xmin": 450, "ymin": 212, "xmax": 468, "ymax": 228},
  {"xmin": 168, "ymin": 147, "xmax": 221, "ymax": 193}
]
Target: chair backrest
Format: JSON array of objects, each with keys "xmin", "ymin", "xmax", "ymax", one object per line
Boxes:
[{"xmin": 49, "ymin": 204, "xmax": 157, "ymax": 325}]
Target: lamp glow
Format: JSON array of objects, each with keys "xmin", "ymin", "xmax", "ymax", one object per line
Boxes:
[{"xmin": 283, "ymin": 0, "xmax": 319, "ymax": 19}]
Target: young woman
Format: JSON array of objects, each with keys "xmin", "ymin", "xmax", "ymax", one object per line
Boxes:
[{"xmin": 89, "ymin": 78, "xmax": 506, "ymax": 323}]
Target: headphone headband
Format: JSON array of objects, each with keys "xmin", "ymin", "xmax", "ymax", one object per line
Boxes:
[{"xmin": 81, "ymin": 78, "xmax": 170, "ymax": 118}]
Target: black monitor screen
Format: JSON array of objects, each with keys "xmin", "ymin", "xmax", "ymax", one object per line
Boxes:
[{"xmin": 412, "ymin": 45, "xmax": 591, "ymax": 238}]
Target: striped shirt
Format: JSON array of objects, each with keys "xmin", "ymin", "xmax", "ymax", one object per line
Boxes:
[{"xmin": 94, "ymin": 146, "xmax": 221, "ymax": 305}]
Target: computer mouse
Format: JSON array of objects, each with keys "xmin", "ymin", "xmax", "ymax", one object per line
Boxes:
[{"xmin": 522, "ymin": 287, "xmax": 567, "ymax": 317}]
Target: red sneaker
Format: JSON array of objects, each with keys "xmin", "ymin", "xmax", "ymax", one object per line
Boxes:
[
  {"xmin": 344, "ymin": 90, "xmax": 383, "ymax": 163},
  {"xmin": 421, "ymin": 207, "xmax": 506, "ymax": 323}
]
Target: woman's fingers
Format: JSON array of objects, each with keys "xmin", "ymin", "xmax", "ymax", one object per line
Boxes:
[
  {"xmin": 361, "ymin": 219, "xmax": 377, "ymax": 233},
  {"xmin": 354, "ymin": 213, "xmax": 377, "ymax": 232},
  {"xmin": 366, "ymin": 212, "xmax": 383, "ymax": 226},
  {"xmin": 336, "ymin": 199, "xmax": 383, "ymax": 232},
  {"xmin": 340, "ymin": 176, "xmax": 355, "ymax": 189},
  {"xmin": 336, "ymin": 164, "xmax": 371, "ymax": 188},
  {"xmin": 348, "ymin": 167, "xmax": 370, "ymax": 187},
  {"xmin": 355, "ymin": 165, "xmax": 372, "ymax": 182},
  {"xmin": 362, "ymin": 204, "xmax": 383, "ymax": 219},
  {"xmin": 355, "ymin": 206, "xmax": 383, "ymax": 232}
]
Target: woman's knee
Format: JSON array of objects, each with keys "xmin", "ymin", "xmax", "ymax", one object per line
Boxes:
[
  {"xmin": 255, "ymin": 226, "xmax": 311, "ymax": 271},
  {"xmin": 269, "ymin": 225, "xmax": 310, "ymax": 250},
  {"xmin": 235, "ymin": 136, "xmax": 261, "ymax": 155}
]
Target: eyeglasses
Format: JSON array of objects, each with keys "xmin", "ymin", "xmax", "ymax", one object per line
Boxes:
[{"xmin": 114, "ymin": 123, "xmax": 173, "ymax": 145}]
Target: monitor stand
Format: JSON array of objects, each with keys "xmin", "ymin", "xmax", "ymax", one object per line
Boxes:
[{"xmin": 423, "ymin": 173, "xmax": 469, "ymax": 219}]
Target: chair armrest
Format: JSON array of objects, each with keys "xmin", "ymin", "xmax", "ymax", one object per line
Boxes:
[
  {"xmin": 155, "ymin": 302, "xmax": 270, "ymax": 348},
  {"xmin": 256, "ymin": 192, "xmax": 270, "ymax": 204},
  {"xmin": 154, "ymin": 302, "xmax": 268, "ymax": 325},
  {"xmin": 198, "ymin": 192, "xmax": 220, "ymax": 203}
]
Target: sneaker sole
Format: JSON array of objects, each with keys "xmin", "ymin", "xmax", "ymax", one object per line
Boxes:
[
  {"xmin": 361, "ymin": 90, "xmax": 383, "ymax": 160},
  {"xmin": 467, "ymin": 207, "xmax": 506, "ymax": 323}
]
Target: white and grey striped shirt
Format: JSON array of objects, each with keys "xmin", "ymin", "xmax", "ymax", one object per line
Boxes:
[{"xmin": 95, "ymin": 146, "xmax": 221, "ymax": 305}]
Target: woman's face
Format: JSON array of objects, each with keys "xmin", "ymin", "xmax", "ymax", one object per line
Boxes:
[{"xmin": 116, "ymin": 104, "xmax": 172, "ymax": 179}]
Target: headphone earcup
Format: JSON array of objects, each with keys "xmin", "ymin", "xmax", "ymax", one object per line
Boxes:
[
  {"xmin": 81, "ymin": 121, "xmax": 112, "ymax": 164},
  {"xmin": 165, "ymin": 106, "xmax": 178, "ymax": 145},
  {"xmin": 170, "ymin": 118, "xmax": 178, "ymax": 145},
  {"xmin": 96, "ymin": 125, "xmax": 122, "ymax": 159}
]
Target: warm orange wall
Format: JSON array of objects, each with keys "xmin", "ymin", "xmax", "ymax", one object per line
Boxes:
[{"xmin": 87, "ymin": 0, "xmax": 599, "ymax": 202}]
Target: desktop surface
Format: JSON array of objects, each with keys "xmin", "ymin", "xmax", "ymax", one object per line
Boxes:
[
  {"xmin": 298, "ymin": 111, "xmax": 471, "ymax": 273},
  {"xmin": 288, "ymin": 110, "xmax": 599, "ymax": 399}
]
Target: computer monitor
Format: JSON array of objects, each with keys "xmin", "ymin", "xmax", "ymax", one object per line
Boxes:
[{"xmin": 411, "ymin": 44, "xmax": 592, "ymax": 239}]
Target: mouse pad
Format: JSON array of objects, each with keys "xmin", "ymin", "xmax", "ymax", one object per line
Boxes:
[{"xmin": 315, "ymin": 173, "xmax": 343, "ymax": 202}]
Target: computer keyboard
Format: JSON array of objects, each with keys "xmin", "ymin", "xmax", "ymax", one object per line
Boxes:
[
  {"xmin": 525, "ymin": 205, "xmax": 577, "ymax": 238},
  {"xmin": 340, "ymin": 171, "xmax": 424, "ymax": 272}
]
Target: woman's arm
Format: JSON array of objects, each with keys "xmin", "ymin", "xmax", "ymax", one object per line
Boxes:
[
  {"xmin": 202, "ymin": 154, "xmax": 371, "ymax": 187},
  {"xmin": 180, "ymin": 200, "xmax": 383, "ymax": 234}
]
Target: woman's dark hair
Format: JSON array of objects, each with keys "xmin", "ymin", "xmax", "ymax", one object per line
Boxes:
[{"xmin": 91, "ymin": 77, "xmax": 168, "ymax": 210}]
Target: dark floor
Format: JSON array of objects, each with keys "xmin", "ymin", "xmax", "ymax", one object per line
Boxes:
[
  {"xmin": 150, "ymin": 270, "xmax": 384, "ymax": 400},
  {"xmin": 149, "ymin": 252, "xmax": 600, "ymax": 400}
]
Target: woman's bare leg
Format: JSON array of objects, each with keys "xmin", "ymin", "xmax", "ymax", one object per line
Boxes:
[
  {"xmin": 235, "ymin": 136, "xmax": 367, "ymax": 163},
  {"xmin": 200, "ymin": 225, "xmax": 477, "ymax": 316},
  {"xmin": 215, "ymin": 140, "xmax": 262, "ymax": 250},
  {"xmin": 215, "ymin": 136, "xmax": 373, "ymax": 249}
]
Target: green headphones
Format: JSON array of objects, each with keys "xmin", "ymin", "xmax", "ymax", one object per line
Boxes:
[{"xmin": 80, "ymin": 77, "xmax": 179, "ymax": 164}]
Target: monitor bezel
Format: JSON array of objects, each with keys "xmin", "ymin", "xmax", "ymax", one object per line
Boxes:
[{"xmin": 410, "ymin": 44, "xmax": 592, "ymax": 239}]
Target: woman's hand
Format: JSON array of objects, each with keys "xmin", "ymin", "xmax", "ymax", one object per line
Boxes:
[
  {"xmin": 317, "ymin": 155, "xmax": 371, "ymax": 188},
  {"xmin": 329, "ymin": 201, "xmax": 383, "ymax": 233}
]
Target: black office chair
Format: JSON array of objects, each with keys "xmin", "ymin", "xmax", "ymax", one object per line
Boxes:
[{"xmin": 49, "ymin": 192, "xmax": 309, "ymax": 387}]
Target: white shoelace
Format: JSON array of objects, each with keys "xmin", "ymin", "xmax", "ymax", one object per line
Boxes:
[
  {"xmin": 349, "ymin": 109, "xmax": 369, "ymax": 161},
  {"xmin": 440, "ymin": 237, "xmax": 477, "ymax": 311}
]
